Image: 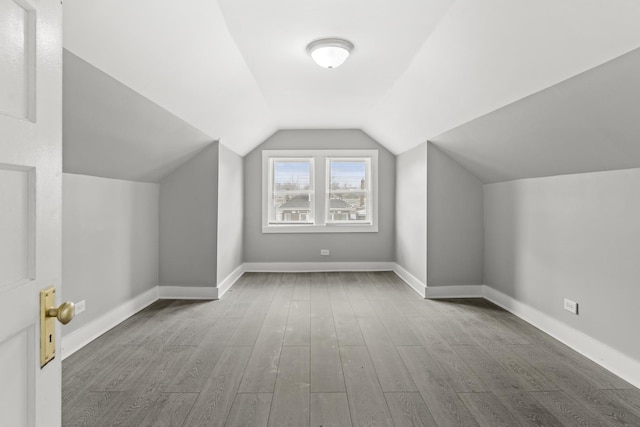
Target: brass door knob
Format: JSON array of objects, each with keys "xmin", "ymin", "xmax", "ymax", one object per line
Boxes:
[{"xmin": 46, "ymin": 301, "xmax": 75, "ymax": 324}]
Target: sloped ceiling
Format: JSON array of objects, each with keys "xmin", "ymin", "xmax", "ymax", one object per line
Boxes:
[
  {"xmin": 63, "ymin": 50, "xmax": 214, "ymax": 183},
  {"xmin": 431, "ymin": 47, "xmax": 640, "ymax": 184},
  {"xmin": 63, "ymin": 0, "xmax": 640, "ymax": 177}
]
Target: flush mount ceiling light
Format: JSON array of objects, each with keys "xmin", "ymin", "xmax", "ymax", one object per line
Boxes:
[{"xmin": 306, "ymin": 38, "xmax": 354, "ymax": 69}]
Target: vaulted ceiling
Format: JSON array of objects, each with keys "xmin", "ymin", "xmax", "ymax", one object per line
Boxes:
[{"xmin": 63, "ymin": 0, "xmax": 640, "ymax": 181}]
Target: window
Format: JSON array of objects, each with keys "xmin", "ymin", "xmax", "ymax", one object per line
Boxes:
[{"xmin": 263, "ymin": 150, "xmax": 378, "ymax": 233}]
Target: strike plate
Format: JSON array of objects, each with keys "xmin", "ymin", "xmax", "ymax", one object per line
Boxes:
[{"xmin": 40, "ymin": 287, "xmax": 56, "ymax": 367}]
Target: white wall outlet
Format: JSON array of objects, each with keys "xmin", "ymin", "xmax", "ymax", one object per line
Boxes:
[
  {"xmin": 320, "ymin": 249, "xmax": 330, "ymax": 256},
  {"xmin": 563, "ymin": 298, "xmax": 578, "ymax": 315},
  {"xmin": 75, "ymin": 299, "xmax": 86, "ymax": 314}
]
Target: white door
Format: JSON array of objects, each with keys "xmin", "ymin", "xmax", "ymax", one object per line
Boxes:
[{"xmin": 0, "ymin": 0, "xmax": 62, "ymax": 425}]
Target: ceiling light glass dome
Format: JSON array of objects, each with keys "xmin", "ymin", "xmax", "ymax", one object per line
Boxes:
[{"xmin": 306, "ymin": 38, "xmax": 354, "ymax": 69}]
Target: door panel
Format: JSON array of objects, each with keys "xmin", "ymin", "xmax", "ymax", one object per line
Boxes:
[
  {"xmin": 0, "ymin": 165, "xmax": 35, "ymax": 289},
  {"xmin": 0, "ymin": 0, "xmax": 35, "ymax": 120},
  {"xmin": 0, "ymin": 327, "xmax": 35, "ymax": 426}
]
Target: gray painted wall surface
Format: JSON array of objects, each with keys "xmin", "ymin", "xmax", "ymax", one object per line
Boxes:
[
  {"xmin": 484, "ymin": 168, "xmax": 640, "ymax": 361},
  {"xmin": 395, "ymin": 142, "xmax": 427, "ymax": 284},
  {"xmin": 427, "ymin": 143, "xmax": 484, "ymax": 286},
  {"xmin": 160, "ymin": 143, "xmax": 218, "ymax": 287},
  {"xmin": 62, "ymin": 174, "xmax": 159, "ymax": 336},
  {"xmin": 431, "ymin": 47, "xmax": 640, "ymax": 184},
  {"xmin": 63, "ymin": 50, "xmax": 213, "ymax": 183},
  {"xmin": 217, "ymin": 144, "xmax": 244, "ymax": 283},
  {"xmin": 244, "ymin": 130, "xmax": 395, "ymax": 263}
]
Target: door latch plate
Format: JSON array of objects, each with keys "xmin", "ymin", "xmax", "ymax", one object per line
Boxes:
[{"xmin": 40, "ymin": 287, "xmax": 56, "ymax": 367}]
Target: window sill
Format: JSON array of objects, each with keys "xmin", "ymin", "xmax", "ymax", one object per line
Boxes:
[{"xmin": 262, "ymin": 223, "xmax": 378, "ymax": 234}]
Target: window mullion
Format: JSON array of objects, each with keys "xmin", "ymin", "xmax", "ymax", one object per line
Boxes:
[{"xmin": 316, "ymin": 155, "xmax": 327, "ymax": 225}]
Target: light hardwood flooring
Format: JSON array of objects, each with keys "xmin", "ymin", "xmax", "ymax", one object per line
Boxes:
[{"xmin": 63, "ymin": 272, "xmax": 640, "ymax": 426}]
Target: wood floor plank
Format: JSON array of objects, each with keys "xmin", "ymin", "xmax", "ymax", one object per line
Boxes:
[
  {"xmin": 368, "ymin": 299, "xmax": 421, "ymax": 346},
  {"xmin": 310, "ymin": 393, "xmax": 353, "ymax": 427},
  {"xmin": 226, "ymin": 393, "xmax": 273, "ymax": 427},
  {"xmin": 493, "ymin": 391, "xmax": 563, "ymax": 427},
  {"xmin": 268, "ymin": 346, "xmax": 310, "ymax": 427},
  {"xmin": 182, "ymin": 346, "xmax": 252, "ymax": 427},
  {"xmin": 96, "ymin": 345, "xmax": 195, "ymax": 425},
  {"xmin": 357, "ymin": 316, "xmax": 417, "ymax": 392},
  {"xmin": 227, "ymin": 285, "xmax": 277, "ymax": 347},
  {"xmin": 340, "ymin": 346, "xmax": 394, "ymax": 427},
  {"xmin": 531, "ymin": 391, "xmax": 605, "ymax": 426},
  {"xmin": 99, "ymin": 345, "xmax": 163, "ymax": 392},
  {"xmin": 62, "ymin": 391, "xmax": 125, "ymax": 427},
  {"xmin": 385, "ymin": 392, "xmax": 437, "ymax": 427},
  {"xmin": 334, "ymin": 318, "xmax": 365, "ymax": 346},
  {"xmin": 453, "ymin": 344, "xmax": 535, "ymax": 393},
  {"xmin": 284, "ymin": 299, "xmax": 311, "ymax": 346},
  {"xmin": 63, "ymin": 344, "xmax": 133, "ymax": 407},
  {"xmin": 510, "ymin": 344, "xmax": 640, "ymax": 425},
  {"xmin": 310, "ymin": 275, "xmax": 332, "ymax": 318},
  {"xmin": 293, "ymin": 273, "xmax": 311, "ymax": 300},
  {"xmin": 405, "ymin": 317, "xmax": 487, "ymax": 393},
  {"xmin": 477, "ymin": 341, "xmax": 561, "ymax": 392},
  {"xmin": 165, "ymin": 346, "xmax": 226, "ymax": 393},
  {"xmin": 139, "ymin": 392, "xmax": 198, "ymax": 427},
  {"xmin": 499, "ymin": 314, "xmax": 633, "ymax": 390},
  {"xmin": 310, "ymin": 316, "xmax": 345, "ymax": 393},
  {"xmin": 397, "ymin": 346, "xmax": 479, "ymax": 426},
  {"xmin": 331, "ymin": 297, "xmax": 365, "ymax": 346},
  {"xmin": 600, "ymin": 389, "xmax": 640, "ymax": 418},
  {"xmin": 458, "ymin": 392, "xmax": 523, "ymax": 426},
  {"xmin": 238, "ymin": 304, "xmax": 290, "ymax": 393}
]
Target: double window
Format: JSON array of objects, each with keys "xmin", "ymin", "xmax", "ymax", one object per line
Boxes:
[{"xmin": 262, "ymin": 150, "xmax": 378, "ymax": 233}]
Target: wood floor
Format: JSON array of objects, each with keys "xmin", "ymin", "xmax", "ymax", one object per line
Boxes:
[{"xmin": 63, "ymin": 272, "xmax": 640, "ymax": 426}]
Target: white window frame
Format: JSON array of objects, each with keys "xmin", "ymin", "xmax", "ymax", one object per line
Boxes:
[
  {"xmin": 262, "ymin": 149, "xmax": 378, "ymax": 233},
  {"xmin": 267, "ymin": 157, "xmax": 315, "ymax": 225}
]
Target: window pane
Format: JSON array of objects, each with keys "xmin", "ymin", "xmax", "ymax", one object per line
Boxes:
[
  {"xmin": 271, "ymin": 159, "xmax": 313, "ymax": 224},
  {"xmin": 272, "ymin": 193, "xmax": 313, "ymax": 223},
  {"xmin": 328, "ymin": 159, "xmax": 369, "ymax": 222},
  {"xmin": 274, "ymin": 161, "xmax": 311, "ymax": 191}
]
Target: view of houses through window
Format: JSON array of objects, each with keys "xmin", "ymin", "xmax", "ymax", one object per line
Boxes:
[
  {"xmin": 327, "ymin": 159, "xmax": 369, "ymax": 222},
  {"xmin": 272, "ymin": 160, "xmax": 314, "ymax": 223},
  {"xmin": 268, "ymin": 156, "xmax": 371, "ymax": 225}
]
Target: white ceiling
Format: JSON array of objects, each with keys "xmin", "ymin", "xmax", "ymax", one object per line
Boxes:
[
  {"xmin": 63, "ymin": 0, "xmax": 640, "ymax": 163},
  {"xmin": 216, "ymin": 0, "xmax": 454, "ymax": 130},
  {"xmin": 63, "ymin": 0, "xmax": 276, "ymax": 156},
  {"xmin": 363, "ymin": 0, "xmax": 640, "ymax": 154},
  {"xmin": 431, "ymin": 47, "xmax": 640, "ymax": 184}
]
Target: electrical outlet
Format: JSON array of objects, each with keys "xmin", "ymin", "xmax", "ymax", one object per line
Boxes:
[
  {"xmin": 563, "ymin": 298, "xmax": 578, "ymax": 315},
  {"xmin": 76, "ymin": 300, "xmax": 86, "ymax": 314},
  {"xmin": 321, "ymin": 249, "xmax": 330, "ymax": 256}
]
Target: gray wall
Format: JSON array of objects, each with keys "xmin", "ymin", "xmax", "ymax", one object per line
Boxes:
[
  {"xmin": 244, "ymin": 130, "xmax": 395, "ymax": 263},
  {"xmin": 484, "ymin": 168, "xmax": 640, "ymax": 362},
  {"xmin": 62, "ymin": 174, "xmax": 159, "ymax": 335},
  {"xmin": 217, "ymin": 144, "xmax": 244, "ymax": 283},
  {"xmin": 395, "ymin": 142, "xmax": 427, "ymax": 283},
  {"xmin": 63, "ymin": 49, "xmax": 213, "ymax": 183},
  {"xmin": 160, "ymin": 143, "xmax": 218, "ymax": 287},
  {"xmin": 427, "ymin": 143, "xmax": 484, "ymax": 286}
]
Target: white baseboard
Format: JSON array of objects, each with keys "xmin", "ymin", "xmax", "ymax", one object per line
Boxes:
[
  {"xmin": 158, "ymin": 285, "xmax": 218, "ymax": 300},
  {"xmin": 390, "ymin": 264, "xmax": 483, "ymax": 299},
  {"xmin": 244, "ymin": 262, "xmax": 395, "ymax": 272},
  {"xmin": 483, "ymin": 285, "xmax": 640, "ymax": 389},
  {"xmin": 392, "ymin": 264, "xmax": 426, "ymax": 297},
  {"xmin": 217, "ymin": 264, "xmax": 245, "ymax": 298},
  {"xmin": 61, "ymin": 286, "xmax": 158, "ymax": 360},
  {"xmin": 425, "ymin": 284, "xmax": 484, "ymax": 299}
]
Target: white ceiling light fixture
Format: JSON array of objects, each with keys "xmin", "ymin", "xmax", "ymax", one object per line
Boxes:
[{"xmin": 306, "ymin": 38, "xmax": 354, "ymax": 69}]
